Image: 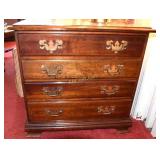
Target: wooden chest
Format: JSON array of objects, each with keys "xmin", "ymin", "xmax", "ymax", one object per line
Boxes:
[{"xmin": 13, "ymin": 19, "xmax": 155, "ymax": 133}]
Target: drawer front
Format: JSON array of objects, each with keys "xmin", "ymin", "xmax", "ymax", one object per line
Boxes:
[
  {"xmin": 22, "ymin": 59, "xmax": 141, "ymax": 81},
  {"xmin": 27, "ymin": 99, "xmax": 132, "ymax": 122},
  {"xmin": 24, "ymin": 80, "xmax": 136, "ymax": 99},
  {"xmin": 18, "ymin": 33, "xmax": 146, "ymax": 57}
]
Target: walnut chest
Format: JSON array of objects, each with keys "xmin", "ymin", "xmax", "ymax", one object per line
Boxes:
[{"xmin": 13, "ymin": 19, "xmax": 155, "ymax": 133}]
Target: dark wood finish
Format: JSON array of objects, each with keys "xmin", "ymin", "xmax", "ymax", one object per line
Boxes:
[
  {"xmin": 18, "ymin": 33, "xmax": 147, "ymax": 57},
  {"xmin": 12, "ymin": 19, "xmax": 155, "ymax": 134},
  {"xmin": 24, "ymin": 80, "xmax": 136, "ymax": 99},
  {"xmin": 25, "ymin": 118, "xmax": 132, "ymax": 132},
  {"xmin": 22, "ymin": 59, "xmax": 141, "ymax": 81},
  {"xmin": 12, "ymin": 26, "xmax": 155, "ymax": 33},
  {"xmin": 4, "ymin": 31, "xmax": 15, "ymax": 41},
  {"xmin": 27, "ymin": 99, "xmax": 132, "ymax": 122},
  {"xmin": 4, "ymin": 19, "xmax": 23, "ymax": 41}
]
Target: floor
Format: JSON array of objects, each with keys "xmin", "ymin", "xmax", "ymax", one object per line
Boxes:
[{"xmin": 4, "ymin": 41, "xmax": 153, "ymax": 139}]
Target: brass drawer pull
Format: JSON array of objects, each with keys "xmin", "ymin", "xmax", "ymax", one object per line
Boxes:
[
  {"xmin": 39, "ymin": 39, "xmax": 63, "ymax": 53},
  {"xmin": 106, "ymin": 40, "xmax": 128, "ymax": 53},
  {"xmin": 97, "ymin": 106, "xmax": 115, "ymax": 115},
  {"xmin": 100, "ymin": 85, "xmax": 120, "ymax": 95},
  {"xmin": 41, "ymin": 64, "xmax": 63, "ymax": 78},
  {"xmin": 42, "ymin": 86, "xmax": 63, "ymax": 97},
  {"xmin": 45, "ymin": 109, "xmax": 63, "ymax": 117},
  {"xmin": 104, "ymin": 64, "xmax": 124, "ymax": 76}
]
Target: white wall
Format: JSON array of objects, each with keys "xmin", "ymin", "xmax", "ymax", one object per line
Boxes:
[
  {"xmin": 130, "ymin": 22, "xmax": 158, "ymax": 137},
  {"xmin": 131, "ymin": 33, "xmax": 157, "ymax": 120}
]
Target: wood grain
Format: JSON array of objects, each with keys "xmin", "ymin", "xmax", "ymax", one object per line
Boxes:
[
  {"xmin": 12, "ymin": 19, "xmax": 155, "ymax": 132},
  {"xmin": 18, "ymin": 33, "xmax": 147, "ymax": 57},
  {"xmin": 24, "ymin": 80, "xmax": 136, "ymax": 99},
  {"xmin": 22, "ymin": 59, "xmax": 141, "ymax": 81},
  {"xmin": 27, "ymin": 99, "xmax": 132, "ymax": 122}
]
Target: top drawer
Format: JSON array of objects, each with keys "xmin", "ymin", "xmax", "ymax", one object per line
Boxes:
[{"xmin": 17, "ymin": 32, "xmax": 147, "ymax": 57}]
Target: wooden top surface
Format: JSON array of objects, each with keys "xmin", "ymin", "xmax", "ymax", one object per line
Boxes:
[{"xmin": 12, "ymin": 19, "xmax": 156, "ymax": 32}]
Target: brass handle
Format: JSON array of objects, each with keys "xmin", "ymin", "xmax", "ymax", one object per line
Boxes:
[
  {"xmin": 106, "ymin": 40, "xmax": 128, "ymax": 53},
  {"xmin": 97, "ymin": 106, "xmax": 115, "ymax": 115},
  {"xmin": 45, "ymin": 109, "xmax": 63, "ymax": 117},
  {"xmin": 39, "ymin": 39, "xmax": 63, "ymax": 53},
  {"xmin": 41, "ymin": 64, "xmax": 63, "ymax": 78},
  {"xmin": 100, "ymin": 85, "xmax": 120, "ymax": 95},
  {"xmin": 42, "ymin": 86, "xmax": 63, "ymax": 97},
  {"xmin": 104, "ymin": 64, "xmax": 124, "ymax": 76}
]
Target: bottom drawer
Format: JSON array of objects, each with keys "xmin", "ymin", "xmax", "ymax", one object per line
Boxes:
[{"xmin": 27, "ymin": 99, "xmax": 132, "ymax": 123}]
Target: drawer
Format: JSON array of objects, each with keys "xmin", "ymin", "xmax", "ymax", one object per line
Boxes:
[
  {"xmin": 27, "ymin": 99, "xmax": 132, "ymax": 122},
  {"xmin": 24, "ymin": 80, "xmax": 136, "ymax": 99},
  {"xmin": 22, "ymin": 59, "xmax": 141, "ymax": 81},
  {"xmin": 18, "ymin": 33, "xmax": 147, "ymax": 57}
]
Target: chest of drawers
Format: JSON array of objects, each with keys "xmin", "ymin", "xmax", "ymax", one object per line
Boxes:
[{"xmin": 13, "ymin": 19, "xmax": 155, "ymax": 134}]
